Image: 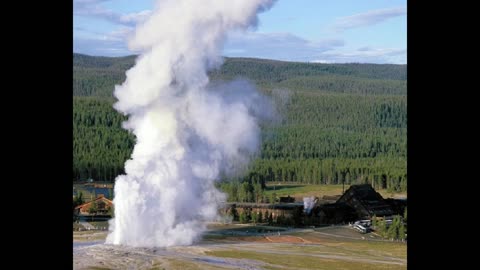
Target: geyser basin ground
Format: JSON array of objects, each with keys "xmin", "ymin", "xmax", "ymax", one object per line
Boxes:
[{"xmin": 74, "ymin": 223, "xmax": 406, "ymax": 270}]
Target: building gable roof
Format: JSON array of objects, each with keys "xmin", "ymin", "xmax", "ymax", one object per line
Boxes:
[
  {"xmin": 75, "ymin": 195, "xmax": 113, "ymax": 210},
  {"xmin": 337, "ymin": 184, "xmax": 394, "ymax": 217}
]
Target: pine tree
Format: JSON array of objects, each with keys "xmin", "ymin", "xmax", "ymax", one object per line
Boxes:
[
  {"xmin": 378, "ymin": 219, "xmax": 387, "ymax": 237},
  {"xmin": 398, "ymin": 221, "xmax": 406, "ymax": 241},
  {"xmin": 270, "ymin": 192, "xmax": 277, "ymax": 204},
  {"xmin": 251, "ymin": 212, "xmax": 258, "ymax": 224},
  {"xmin": 229, "ymin": 205, "xmax": 238, "ymax": 221},
  {"xmin": 239, "ymin": 211, "xmax": 247, "ymax": 223}
]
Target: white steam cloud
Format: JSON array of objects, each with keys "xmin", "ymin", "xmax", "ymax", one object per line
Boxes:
[
  {"xmin": 106, "ymin": 0, "xmax": 276, "ymax": 248},
  {"xmin": 303, "ymin": 196, "xmax": 317, "ymax": 215}
]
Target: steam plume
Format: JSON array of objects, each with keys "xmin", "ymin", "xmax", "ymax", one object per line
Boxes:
[
  {"xmin": 303, "ymin": 196, "xmax": 317, "ymax": 215},
  {"xmin": 106, "ymin": 0, "xmax": 276, "ymax": 248}
]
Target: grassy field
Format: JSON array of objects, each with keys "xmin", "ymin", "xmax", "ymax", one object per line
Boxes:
[
  {"xmin": 89, "ymin": 221, "xmax": 109, "ymax": 228},
  {"xmin": 205, "ymin": 226, "xmax": 406, "ymax": 270},
  {"xmin": 264, "ymin": 183, "xmax": 406, "ymax": 200},
  {"xmin": 74, "ymin": 224, "xmax": 406, "ymax": 270},
  {"xmin": 207, "ymin": 249, "xmax": 404, "ymax": 270}
]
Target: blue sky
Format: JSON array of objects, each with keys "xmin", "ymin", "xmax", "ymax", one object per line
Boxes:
[{"xmin": 74, "ymin": 0, "xmax": 406, "ymax": 64}]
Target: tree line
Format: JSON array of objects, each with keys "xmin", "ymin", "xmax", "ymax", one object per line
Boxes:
[
  {"xmin": 72, "ymin": 53, "xmax": 407, "ymax": 192},
  {"xmin": 73, "ymin": 96, "xmax": 134, "ymax": 181}
]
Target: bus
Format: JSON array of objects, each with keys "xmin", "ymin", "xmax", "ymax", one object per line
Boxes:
[{"xmin": 354, "ymin": 224, "xmax": 371, "ymax": 233}]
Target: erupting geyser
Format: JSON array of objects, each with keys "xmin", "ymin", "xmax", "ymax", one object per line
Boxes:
[{"xmin": 106, "ymin": 0, "xmax": 276, "ymax": 247}]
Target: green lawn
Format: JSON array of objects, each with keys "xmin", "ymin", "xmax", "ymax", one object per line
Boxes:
[
  {"xmin": 207, "ymin": 249, "xmax": 405, "ymax": 270},
  {"xmin": 206, "ymin": 228, "xmax": 406, "ymax": 270},
  {"xmin": 89, "ymin": 221, "xmax": 109, "ymax": 229}
]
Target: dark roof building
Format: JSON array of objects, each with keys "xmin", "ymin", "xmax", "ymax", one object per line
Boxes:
[
  {"xmin": 336, "ymin": 184, "xmax": 395, "ymax": 219},
  {"xmin": 384, "ymin": 198, "xmax": 407, "ymax": 215},
  {"xmin": 279, "ymin": 196, "xmax": 295, "ymax": 203},
  {"xmin": 315, "ymin": 202, "xmax": 356, "ymax": 224}
]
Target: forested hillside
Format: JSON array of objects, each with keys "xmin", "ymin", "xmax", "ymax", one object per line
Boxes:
[
  {"xmin": 73, "ymin": 54, "xmax": 135, "ymax": 97},
  {"xmin": 73, "ymin": 96, "xmax": 134, "ymax": 181},
  {"xmin": 73, "ymin": 53, "xmax": 406, "ymax": 194}
]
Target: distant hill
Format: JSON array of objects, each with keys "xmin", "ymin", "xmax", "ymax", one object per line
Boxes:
[
  {"xmin": 210, "ymin": 57, "xmax": 406, "ymax": 81},
  {"xmin": 73, "ymin": 53, "xmax": 406, "ymax": 193},
  {"xmin": 73, "ymin": 53, "xmax": 406, "ymax": 97}
]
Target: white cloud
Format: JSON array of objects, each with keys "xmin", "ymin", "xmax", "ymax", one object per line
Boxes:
[
  {"xmin": 357, "ymin": 46, "xmax": 371, "ymax": 51},
  {"xmin": 74, "ymin": 26, "xmax": 137, "ymax": 56},
  {"xmin": 310, "ymin": 59, "xmax": 334, "ymax": 64},
  {"xmin": 108, "ymin": 27, "xmax": 135, "ymax": 41},
  {"xmin": 74, "ymin": 28, "xmax": 406, "ymax": 64},
  {"xmin": 74, "ymin": 0, "xmax": 151, "ymax": 27},
  {"xmin": 73, "ymin": 2, "xmax": 405, "ymax": 63},
  {"xmin": 312, "ymin": 47, "xmax": 406, "ymax": 64},
  {"xmin": 119, "ymin": 10, "xmax": 152, "ymax": 25},
  {"xmin": 74, "ymin": 37, "xmax": 131, "ymax": 56},
  {"xmin": 331, "ymin": 6, "xmax": 406, "ymax": 32},
  {"xmin": 224, "ymin": 31, "xmax": 344, "ymax": 62},
  {"xmin": 224, "ymin": 48, "xmax": 246, "ymax": 54}
]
